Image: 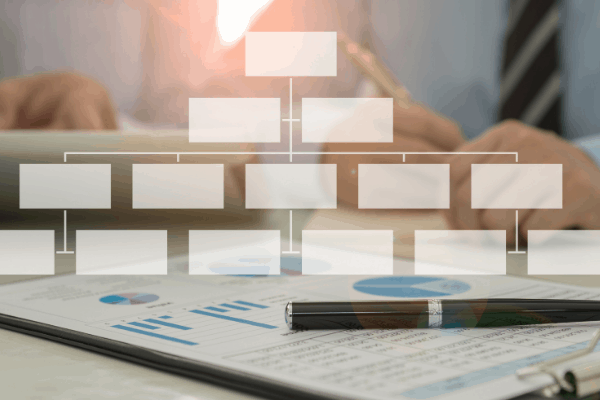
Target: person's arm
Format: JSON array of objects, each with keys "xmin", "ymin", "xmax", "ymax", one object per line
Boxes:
[
  {"xmin": 441, "ymin": 121, "xmax": 600, "ymax": 242},
  {"xmin": 574, "ymin": 135, "xmax": 600, "ymax": 169},
  {"xmin": 0, "ymin": 72, "xmax": 117, "ymax": 130}
]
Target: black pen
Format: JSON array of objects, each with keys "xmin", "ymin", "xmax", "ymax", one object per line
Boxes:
[{"xmin": 285, "ymin": 299, "xmax": 600, "ymax": 330}]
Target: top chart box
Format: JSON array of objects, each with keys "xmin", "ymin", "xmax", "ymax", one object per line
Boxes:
[{"xmin": 245, "ymin": 32, "xmax": 337, "ymax": 77}]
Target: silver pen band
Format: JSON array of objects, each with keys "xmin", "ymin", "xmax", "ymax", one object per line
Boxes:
[
  {"xmin": 285, "ymin": 302, "xmax": 293, "ymax": 329},
  {"xmin": 428, "ymin": 299, "xmax": 443, "ymax": 328}
]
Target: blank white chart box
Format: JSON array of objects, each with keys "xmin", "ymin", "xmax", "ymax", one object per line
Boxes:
[
  {"xmin": 359, "ymin": 164, "xmax": 450, "ymax": 209},
  {"xmin": 415, "ymin": 230, "xmax": 506, "ymax": 275},
  {"xmin": 189, "ymin": 98, "xmax": 280, "ymax": 143},
  {"xmin": 133, "ymin": 164, "xmax": 224, "ymax": 209},
  {"xmin": 246, "ymin": 32, "xmax": 337, "ymax": 77},
  {"xmin": 302, "ymin": 98, "xmax": 393, "ymax": 143},
  {"xmin": 472, "ymin": 164, "xmax": 562, "ymax": 209},
  {"xmin": 76, "ymin": 231, "xmax": 167, "ymax": 275},
  {"xmin": 529, "ymin": 230, "xmax": 600, "ymax": 275},
  {"xmin": 302, "ymin": 230, "xmax": 393, "ymax": 275},
  {"xmin": 20, "ymin": 164, "xmax": 111, "ymax": 209},
  {"xmin": 189, "ymin": 230, "xmax": 280, "ymax": 275},
  {"xmin": 0, "ymin": 231, "xmax": 54, "ymax": 275},
  {"xmin": 246, "ymin": 164, "xmax": 336, "ymax": 209}
]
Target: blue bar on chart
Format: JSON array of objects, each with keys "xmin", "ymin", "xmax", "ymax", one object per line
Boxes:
[
  {"xmin": 129, "ymin": 322, "xmax": 160, "ymax": 330},
  {"xmin": 234, "ymin": 300, "xmax": 269, "ymax": 309},
  {"xmin": 144, "ymin": 319, "xmax": 192, "ymax": 330},
  {"xmin": 113, "ymin": 325, "xmax": 198, "ymax": 346},
  {"xmin": 206, "ymin": 306, "xmax": 229, "ymax": 313},
  {"xmin": 220, "ymin": 303, "xmax": 251, "ymax": 311},
  {"xmin": 158, "ymin": 315, "xmax": 172, "ymax": 319},
  {"xmin": 190, "ymin": 310, "xmax": 277, "ymax": 329}
]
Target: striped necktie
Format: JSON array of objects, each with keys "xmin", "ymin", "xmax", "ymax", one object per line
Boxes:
[{"xmin": 499, "ymin": 0, "xmax": 562, "ymax": 135}]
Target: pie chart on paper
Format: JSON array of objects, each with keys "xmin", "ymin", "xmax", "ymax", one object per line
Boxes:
[
  {"xmin": 99, "ymin": 293, "xmax": 160, "ymax": 305},
  {"xmin": 353, "ymin": 277, "xmax": 470, "ymax": 298}
]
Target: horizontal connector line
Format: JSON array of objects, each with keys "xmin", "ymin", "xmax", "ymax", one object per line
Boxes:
[
  {"xmin": 282, "ymin": 251, "xmax": 301, "ymax": 254},
  {"xmin": 56, "ymin": 251, "xmax": 75, "ymax": 255},
  {"xmin": 64, "ymin": 151, "xmax": 291, "ymax": 162},
  {"xmin": 508, "ymin": 251, "xmax": 527, "ymax": 254},
  {"xmin": 303, "ymin": 152, "xmax": 519, "ymax": 156},
  {"xmin": 282, "ymin": 119, "xmax": 301, "ymax": 122},
  {"xmin": 64, "ymin": 151, "xmax": 518, "ymax": 161}
]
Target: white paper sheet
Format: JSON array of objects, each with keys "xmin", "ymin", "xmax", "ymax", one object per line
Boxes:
[{"xmin": 1, "ymin": 273, "xmax": 599, "ymax": 400}]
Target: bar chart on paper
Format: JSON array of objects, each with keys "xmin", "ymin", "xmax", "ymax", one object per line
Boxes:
[{"xmin": 104, "ymin": 298, "xmax": 281, "ymax": 351}]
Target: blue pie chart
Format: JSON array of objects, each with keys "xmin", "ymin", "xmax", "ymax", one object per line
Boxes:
[
  {"xmin": 353, "ymin": 277, "xmax": 470, "ymax": 298},
  {"xmin": 100, "ymin": 293, "xmax": 159, "ymax": 305}
]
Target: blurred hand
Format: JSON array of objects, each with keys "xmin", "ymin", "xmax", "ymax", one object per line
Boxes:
[
  {"xmin": 442, "ymin": 120, "xmax": 600, "ymax": 243},
  {"xmin": 0, "ymin": 72, "xmax": 117, "ymax": 130},
  {"xmin": 324, "ymin": 101, "xmax": 463, "ymax": 207}
]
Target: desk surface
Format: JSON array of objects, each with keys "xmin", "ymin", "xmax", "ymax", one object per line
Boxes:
[{"xmin": 2, "ymin": 206, "xmax": 600, "ymax": 399}]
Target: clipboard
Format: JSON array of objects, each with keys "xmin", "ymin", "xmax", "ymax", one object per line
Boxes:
[{"xmin": 517, "ymin": 328, "xmax": 600, "ymax": 398}]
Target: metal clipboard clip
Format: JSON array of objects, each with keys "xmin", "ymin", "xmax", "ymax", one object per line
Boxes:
[{"xmin": 516, "ymin": 328, "xmax": 600, "ymax": 398}]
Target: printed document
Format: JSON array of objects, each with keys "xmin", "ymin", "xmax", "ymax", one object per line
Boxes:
[{"xmin": 1, "ymin": 273, "xmax": 599, "ymax": 400}]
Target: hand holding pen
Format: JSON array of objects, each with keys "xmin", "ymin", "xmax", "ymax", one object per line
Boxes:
[{"xmin": 326, "ymin": 32, "xmax": 464, "ymax": 209}]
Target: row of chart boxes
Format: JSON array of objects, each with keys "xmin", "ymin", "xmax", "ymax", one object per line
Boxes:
[
  {"xmin": 20, "ymin": 163, "xmax": 563, "ymax": 210},
  {"xmin": 189, "ymin": 97, "xmax": 393, "ymax": 143},
  {"xmin": 0, "ymin": 229, "xmax": 596, "ymax": 275}
]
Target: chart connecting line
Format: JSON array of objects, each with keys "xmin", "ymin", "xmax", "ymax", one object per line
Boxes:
[
  {"xmin": 508, "ymin": 210, "xmax": 527, "ymax": 255},
  {"xmin": 56, "ymin": 210, "xmax": 74, "ymax": 255},
  {"xmin": 282, "ymin": 210, "xmax": 300, "ymax": 255}
]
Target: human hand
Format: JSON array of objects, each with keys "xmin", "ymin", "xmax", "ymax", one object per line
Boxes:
[
  {"xmin": 442, "ymin": 120, "xmax": 600, "ymax": 243},
  {"xmin": 323, "ymin": 101, "xmax": 463, "ymax": 207},
  {"xmin": 0, "ymin": 72, "xmax": 117, "ymax": 130}
]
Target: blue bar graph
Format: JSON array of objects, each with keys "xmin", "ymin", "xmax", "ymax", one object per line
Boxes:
[
  {"xmin": 190, "ymin": 310, "xmax": 277, "ymax": 329},
  {"xmin": 206, "ymin": 306, "xmax": 229, "ymax": 313},
  {"xmin": 234, "ymin": 300, "xmax": 269, "ymax": 309},
  {"xmin": 220, "ymin": 303, "xmax": 250, "ymax": 311},
  {"xmin": 144, "ymin": 319, "xmax": 191, "ymax": 330},
  {"xmin": 129, "ymin": 322, "xmax": 159, "ymax": 330},
  {"xmin": 113, "ymin": 325, "xmax": 198, "ymax": 346},
  {"xmin": 159, "ymin": 315, "xmax": 172, "ymax": 319}
]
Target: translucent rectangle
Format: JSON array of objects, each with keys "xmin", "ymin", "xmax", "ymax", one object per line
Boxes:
[
  {"xmin": 20, "ymin": 164, "xmax": 111, "ymax": 209},
  {"xmin": 132, "ymin": 164, "xmax": 224, "ymax": 209},
  {"xmin": 528, "ymin": 230, "xmax": 600, "ymax": 275},
  {"xmin": 472, "ymin": 164, "xmax": 562, "ymax": 209},
  {"xmin": 189, "ymin": 98, "xmax": 280, "ymax": 143},
  {"xmin": 76, "ymin": 231, "xmax": 167, "ymax": 275},
  {"xmin": 302, "ymin": 230, "xmax": 393, "ymax": 275},
  {"xmin": 415, "ymin": 230, "xmax": 506, "ymax": 275},
  {"xmin": 245, "ymin": 32, "xmax": 336, "ymax": 77},
  {"xmin": 0, "ymin": 231, "xmax": 54, "ymax": 275},
  {"xmin": 245, "ymin": 164, "xmax": 336, "ymax": 209},
  {"xmin": 189, "ymin": 230, "xmax": 280, "ymax": 275},
  {"xmin": 302, "ymin": 98, "xmax": 393, "ymax": 143},
  {"xmin": 358, "ymin": 164, "xmax": 450, "ymax": 209}
]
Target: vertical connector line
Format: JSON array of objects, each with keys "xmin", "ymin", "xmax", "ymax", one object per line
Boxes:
[
  {"xmin": 508, "ymin": 210, "xmax": 526, "ymax": 254},
  {"xmin": 57, "ymin": 210, "xmax": 75, "ymax": 254},
  {"xmin": 515, "ymin": 210, "xmax": 518, "ymax": 250},
  {"xmin": 289, "ymin": 210, "xmax": 293, "ymax": 251},
  {"xmin": 289, "ymin": 77, "xmax": 293, "ymax": 162},
  {"xmin": 282, "ymin": 210, "xmax": 300, "ymax": 254}
]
